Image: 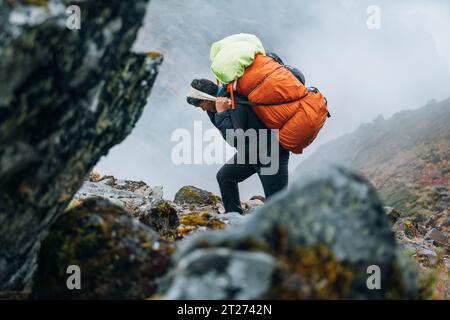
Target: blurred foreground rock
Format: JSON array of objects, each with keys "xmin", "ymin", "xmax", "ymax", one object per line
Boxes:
[
  {"xmin": 165, "ymin": 167, "xmax": 420, "ymax": 299},
  {"xmin": 32, "ymin": 198, "xmax": 173, "ymax": 299},
  {"xmin": 0, "ymin": 0, "xmax": 161, "ymax": 290}
]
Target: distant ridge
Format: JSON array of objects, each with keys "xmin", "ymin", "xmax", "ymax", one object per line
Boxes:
[{"xmin": 294, "ymin": 98, "xmax": 450, "ymax": 215}]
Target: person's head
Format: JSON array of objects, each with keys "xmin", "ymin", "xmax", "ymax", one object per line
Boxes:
[{"xmin": 187, "ymin": 79, "xmax": 218, "ymax": 112}]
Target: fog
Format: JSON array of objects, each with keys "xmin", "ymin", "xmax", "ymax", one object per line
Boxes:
[{"xmin": 96, "ymin": 0, "xmax": 450, "ymax": 200}]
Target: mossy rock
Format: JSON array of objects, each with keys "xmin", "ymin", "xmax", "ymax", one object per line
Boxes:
[
  {"xmin": 0, "ymin": 0, "xmax": 161, "ymax": 291},
  {"xmin": 177, "ymin": 212, "xmax": 226, "ymax": 238},
  {"xmin": 165, "ymin": 167, "xmax": 420, "ymax": 299},
  {"xmin": 139, "ymin": 200, "xmax": 179, "ymax": 241},
  {"xmin": 32, "ymin": 198, "xmax": 174, "ymax": 299},
  {"xmin": 173, "ymin": 186, "xmax": 220, "ymax": 206}
]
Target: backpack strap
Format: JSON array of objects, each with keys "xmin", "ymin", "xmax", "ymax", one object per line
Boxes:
[
  {"xmin": 227, "ymin": 81, "xmax": 236, "ymax": 110},
  {"xmin": 236, "ymin": 87, "xmax": 331, "ymax": 118}
]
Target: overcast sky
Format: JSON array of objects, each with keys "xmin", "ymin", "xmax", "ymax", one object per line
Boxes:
[{"xmin": 96, "ymin": 0, "xmax": 450, "ymax": 200}]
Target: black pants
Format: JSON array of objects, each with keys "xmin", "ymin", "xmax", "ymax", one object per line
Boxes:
[{"xmin": 216, "ymin": 150, "xmax": 290, "ymax": 214}]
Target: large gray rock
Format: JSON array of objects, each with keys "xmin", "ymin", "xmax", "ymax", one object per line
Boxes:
[
  {"xmin": 165, "ymin": 248, "xmax": 276, "ymax": 300},
  {"xmin": 0, "ymin": 0, "xmax": 161, "ymax": 290},
  {"xmin": 165, "ymin": 167, "xmax": 420, "ymax": 299}
]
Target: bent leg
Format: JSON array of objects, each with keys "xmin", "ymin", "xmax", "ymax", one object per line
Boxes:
[{"xmin": 217, "ymin": 159, "xmax": 256, "ymax": 214}]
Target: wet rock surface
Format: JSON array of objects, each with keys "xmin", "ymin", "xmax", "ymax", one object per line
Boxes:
[
  {"xmin": 174, "ymin": 185, "xmax": 220, "ymax": 206},
  {"xmin": 165, "ymin": 167, "xmax": 420, "ymax": 299},
  {"xmin": 32, "ymin": 198, "xmax": 174, "ymax": 300},
  {"xmin": 74, "ymin": 175, "xmax": 255, "ymax": 241},
  {"xmin": 0, "ymin": 0, "xmax": 161, "ymax": 290}
]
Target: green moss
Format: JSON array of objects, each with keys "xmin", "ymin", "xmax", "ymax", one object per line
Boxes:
[
  {"xmin": 271, "ymin": 245, "xmax": 355, "ymax": 299},
  {"xmin": 174, "ymin": 186, "xmax": 219, "ymax": 205},
  {"xmin": 23, "ymin": 0, "xmax": 49, "ymax": 7},
  {"xmin": 140, "ymin": 200, "xmax": 179, "ymax": 241},
  {"xmin": 177, "ymin": 212, "xmax": 225, "ymax": 238},
  {"xmin": 65, "ymin": 198, "xmax": 83, "ymax": 211}
]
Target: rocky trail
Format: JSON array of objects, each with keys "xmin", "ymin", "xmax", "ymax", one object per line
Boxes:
[
  {"xmin": 73, "ymin": 171, "xmax": 260, "ymax": 241},
  {"xmin": 26, "ymin": 168, "xmax": 448, "ymax": 299}
]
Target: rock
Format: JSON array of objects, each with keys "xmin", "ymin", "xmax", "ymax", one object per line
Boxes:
[
  {"xmin": 250, "ymin": 195, "xmax": 265, "ymax": 202},
  {"xmin": 415, "ymin": 248, "xmax": 438, "ymax": 266},
  {"xmin": 396, "ymin": 218, "xmax": 421, "ymax": 239},
  {"xmin": 139, "ymin": 200, "xmax": 180, "ymax": 241},
  {"xmin": 174, "ymin": 186, "xmax": 220, "ymax": 206},
  {"xmin": 32, "ymin": 198, "xmax": 173, "ymax": 300},
  {"xmin": 443, "ymin": 217, "xmax": 450, "ymax": 228},
  {"xmin": 0, "ymin": 0, "xmax": 161, "ymax": 290},
  {"xmin": 177, "ymin": 211, "xmax": 226, "ymax": 239},
  {"xmin": 242, "ymin": 198, "xmax": 264, "ymax": 212},
  {"xmin": 219, "ymin": 212, "xmax": 249, "ymax": 228},
  {"xmin": 89, "ymin": 169, "xmax": 103, "ymax": 183},
  {"xmin": 164, "ymin": 249, "xmax": 277, "ymax": 300},
  {"xmin": 444, "ymin": 258, "xmax": 450, "ymax": 270},
  {"xmin": 151, "ymin": 186, "xmax": 164, "ymax": 200},
  {"xmin": 384, "ymin": 207, "xmax": 401, "ymax": 224},
  {"xmin": 164, "ymin": 167, "xmax": 419, "ymax": 299},
  {"xmin": 76, "ymin": 178, "xmax": 173, "ymax": 239},
  {"xmin": 75, "ymin": 178, "xmax": 180, "ymax": 244},
  {"xmin": 425, "ymin": 228, "xmax": 448, "ymax": 245},
  {"xmin": 75, "ymin": 177, "xmax": 163, "ymax": 214}
]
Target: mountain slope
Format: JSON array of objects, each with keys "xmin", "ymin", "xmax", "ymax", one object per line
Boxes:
[{"xmin": 294, "ymin": 98, "xmax": 450, "ymax": 216}]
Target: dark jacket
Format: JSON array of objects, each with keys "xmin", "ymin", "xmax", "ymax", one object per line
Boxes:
[{"xmin": 207, "ymin": 91, "xmax": 289, "ymax": 163}]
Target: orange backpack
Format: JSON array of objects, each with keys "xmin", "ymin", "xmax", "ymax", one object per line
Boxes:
[{"xmin": 226, "ymin": 54, "xmax": 329, "ymax": 154}]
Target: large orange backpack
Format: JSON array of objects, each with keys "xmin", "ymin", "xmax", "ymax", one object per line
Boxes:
[{"xmin": 227, "ymin": 54, "xmax": 329, "ymax": 154}]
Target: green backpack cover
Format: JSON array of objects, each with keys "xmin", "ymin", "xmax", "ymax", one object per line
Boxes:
[{"xmin": 210, "ymin": 33, "xmax": 265, "ymax": 84}]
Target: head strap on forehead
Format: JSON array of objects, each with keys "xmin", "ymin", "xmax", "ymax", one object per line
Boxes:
[{"xmin": 187, "ymin": 86, "xmax": 217, "ymax": 102}]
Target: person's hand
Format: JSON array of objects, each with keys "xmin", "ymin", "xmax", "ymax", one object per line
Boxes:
[{"xmin": 216, "ymin": 97, "xmax": 231, "ymax": 113}]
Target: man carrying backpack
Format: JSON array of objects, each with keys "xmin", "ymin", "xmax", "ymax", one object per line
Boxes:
[
  {"xmin": 186, "ymin": 33, "xmax": 329, "ymax": 214},
  {"xmin": 187, "ymin": 79, "xmax": 290, "ymax": 214}
]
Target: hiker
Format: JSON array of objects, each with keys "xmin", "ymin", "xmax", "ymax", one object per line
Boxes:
[
  {"xmin": 187, "ymin": 79, "xmax": 290, "ymax": 214},
  {"xmin": 209, "ymin": 33, "xmax": 329, "ymax": 154},
  {"xmin": 186, "ymin": 34, "xmax": 329, "ymax": 214}
]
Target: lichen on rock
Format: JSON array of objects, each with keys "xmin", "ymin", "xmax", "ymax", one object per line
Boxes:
[
  {"xmin": 174, "ymin": 185, "xmax": 220, "ymax": 206},
  {"xmin": 32, "ymin": 198, "xmax": 174, "ymax": 299},
  {"xmin": 139, "ymin": 200, "xmax": 180, "ymax": 241}
]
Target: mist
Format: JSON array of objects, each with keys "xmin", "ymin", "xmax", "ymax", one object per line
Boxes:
[{"xmin": 96, "ymin": 0, "xmax": 450, "ymax": 200}]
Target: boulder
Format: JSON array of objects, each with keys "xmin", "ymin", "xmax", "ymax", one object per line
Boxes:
[
  {"xmin": 242, "ymin": 198, "xmax": 264, "ymax": 212},
  {"xmin": 165, "ymin": 167, "xmax": 420, "ymax": 299},
  {"xmin": 425, "ymin": 228, "xmax": 448, "ymax": 245},
  {"xmin": 165, "ymin": 249, "xmax": 276, "ymax": 300},
  {"xmin": 0, "ymin": 0, "xmax": 161, "ymax": 290},
  {"xmin": 32, "ymin": 198, "xmax": 173, "ymax": 299},
  {"xmin": 139, "ymin": 200, "xmax": 180, "ymax": 241},
  {"xmin": 174, "ymin": 186, "xmax": 219, "ymax": 206},
  {"xmin": 89, "ymin": 169, "xmax": 103, "ymax": 183},
  {"xmin": 75, "ymin": 178, "xmax": 163, "ymax": 215}
]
